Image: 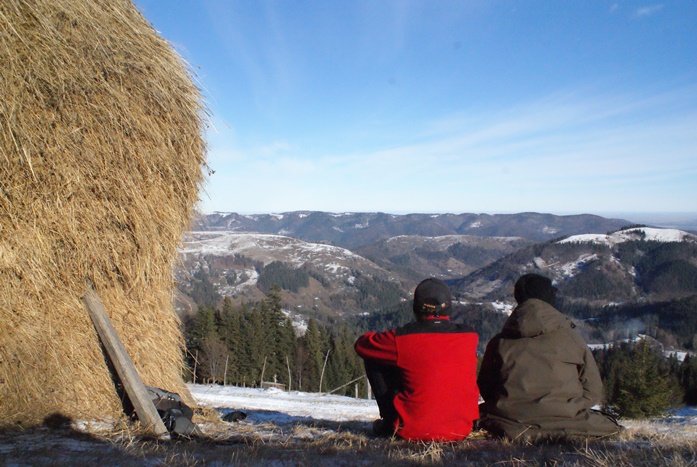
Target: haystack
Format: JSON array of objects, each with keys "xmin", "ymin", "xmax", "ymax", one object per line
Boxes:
[{"xmin": 0, "ymin": 0, "xmax": 205, "ymax": 426}]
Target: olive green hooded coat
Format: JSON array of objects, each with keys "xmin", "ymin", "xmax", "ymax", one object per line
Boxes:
[{"xmin": 478, "ymin": 298, "xmax": 621, "ymax": 439}]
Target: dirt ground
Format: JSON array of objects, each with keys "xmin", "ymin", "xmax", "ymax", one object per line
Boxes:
[{"xmin": 1, "ymin": 417, "xmax": 696, "ymax": 466}]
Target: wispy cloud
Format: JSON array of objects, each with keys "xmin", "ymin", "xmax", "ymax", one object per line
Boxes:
[
  {"xmin": 634, "ymin": 4, "xmax": 664, "ymax": 18},
  {"xmin": 202, "ymin": 85, "xmax": 697, "ymax": 213}
]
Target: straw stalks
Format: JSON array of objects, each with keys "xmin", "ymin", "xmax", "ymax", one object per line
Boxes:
[{"xmin": 0, "ymin": 0, "xmax": 205, "ymax": 426}]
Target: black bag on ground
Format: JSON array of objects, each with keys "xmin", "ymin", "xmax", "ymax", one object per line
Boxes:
[{"xmin": 145, "ymin": 386, "xmax": 200, "ymax": 437}]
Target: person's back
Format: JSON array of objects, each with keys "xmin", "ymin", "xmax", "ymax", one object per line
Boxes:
[
  {"xmin": 478, "ymin": 274, "xmax": 621, "ymax": 439},
  {"xmin": 355, "ymin": 278, "xmax": 479, "ymax": 441}
]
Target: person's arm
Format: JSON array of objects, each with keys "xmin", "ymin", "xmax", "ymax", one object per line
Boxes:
[
  {"xmin": 354, "ymin": 330, "xmax": 398, "ymax": 365},
  {"xmin": 579, "ymin": 345, "xmax": 605, "ymax": 407}
]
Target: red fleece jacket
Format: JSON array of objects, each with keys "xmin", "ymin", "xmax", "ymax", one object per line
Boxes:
[{"xmin": 355, "ymin": 318, "xmax": 479, "ymax": 441}]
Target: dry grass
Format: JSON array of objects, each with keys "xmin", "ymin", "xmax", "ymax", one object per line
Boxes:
[
  {"xmin": 1, "ymin": 419, "xmax": 695, "ymax": 466},
  {"xmin": 0, "ymin": 0, "xmax": 205, "ymax": 426}
]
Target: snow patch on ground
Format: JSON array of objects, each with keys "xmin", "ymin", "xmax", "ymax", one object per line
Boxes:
[
  {"xmin": 281, "ymin": 308, "xmax": 308, "ymax": 336},
  {"xmin": 587, "ymin": 335, "xmax": 693, "ymax": 362},
  {"xmin": 179, "ymin": 232, "xmax": 362, "ymax": 273},
  {"xmin": 219, "ymin": 268, "xmax": 258, "ymax": 294},
  {"xmin": 558, "ymin": 253, "xmax": 598, "ymax": 277},
  {"xmin": 558, "ymin": 227, "xmax": 697, "ymax": 246},
  {"xmin": 190, "ymin": 384, "xmax": 379, "ymax": 425},
  {"xmin": 623, "ymin": 406, "xmax": 697, "ymax": 440},
  {"xmin": 542, "ymin": 226, "xmax": 559, "ymax": 234},
  {"xmin": 325, "ymin": 262, "xmax": 346, "ymax": 274},
  {"xmin": 491, "ymin": 301, "xmax": 514, "ymax": 315},
  {"xmin": 189, "ymin": 384, "xmax": 697, "ymax": 441}
]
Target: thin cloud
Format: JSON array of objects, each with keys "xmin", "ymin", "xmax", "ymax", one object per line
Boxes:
[
  {"xmin": 259, "ymin": 141, "xmax": 293, "ymax": 156},
  {"xmin": 202, "ymin": 85, "xmax": 697, "ymax": 213},
  {"xmin": 634, "ymin": 4, "xmax": 664, "ymax": 18}
]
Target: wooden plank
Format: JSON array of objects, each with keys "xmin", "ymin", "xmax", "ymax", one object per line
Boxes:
[{"xmin": 83, "ymin": 286, "xmax": 168, "ymax": 437}]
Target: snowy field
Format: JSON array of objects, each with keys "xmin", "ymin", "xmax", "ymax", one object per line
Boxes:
[{"xmin": 190, "ymin": 384, "xmax": 379, "ymax": 425}]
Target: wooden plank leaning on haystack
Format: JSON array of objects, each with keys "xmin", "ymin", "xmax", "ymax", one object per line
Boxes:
[{"xmin": 83, "ymin": 285, "xmax": 168, "ymax": 438}]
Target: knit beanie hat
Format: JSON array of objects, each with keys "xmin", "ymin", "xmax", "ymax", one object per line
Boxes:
[
  {"xmin": 413, "ymin": 278, "xmax": 452, "ymax": 316},
  {"xmin": 514, "ymin": 273, "xmax": 557, "ymax": 305}
]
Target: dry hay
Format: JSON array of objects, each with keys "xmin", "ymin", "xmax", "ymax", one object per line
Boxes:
[{"xmin": 0, "ymin": 0, "xmax": 205, "ymax": 425}]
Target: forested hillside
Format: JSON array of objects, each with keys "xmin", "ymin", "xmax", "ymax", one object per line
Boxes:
[{"xmin": 177, "ymin": 220, "xmax": 697, "ymax": 417}]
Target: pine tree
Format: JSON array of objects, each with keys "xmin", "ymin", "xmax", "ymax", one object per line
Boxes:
[
  {"xmin": 680, "ymin": 355, "xmax": 697, "ymax": 405},
  {"xmin": 186, "ymin": 306, "xmax": 224, "ymax": 383},
  {"xmin": 300, "ymin": 319, "xmax": 327, "ymax": 392},
  {"xmin": 188, "ymin": 306, "xmax": 217, "ymax": 350},
  {"xmin": 613, "ymin": 342, "xmax": 683, "ymax": 418},
  {"xmin": 258, "ymin": 287, "xmax": 296, "ymax": 387},
  {"xmin": 325, "ymin": 326, "xmax": 364, "ymax": 396},
  {"xmin": 239, "ymin": 306, "xmax": 265, "ymax": 386},
  {"xmin": 218, "ymin": 297, "xmax": 242, "ymax": 384}
]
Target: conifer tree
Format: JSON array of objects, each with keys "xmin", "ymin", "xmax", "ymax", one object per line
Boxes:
[
  {"xmin": 680, "ymin": 355, "xmax": 697, "ymax": 405},
  {"xmin": 326, "ymin": 326, "xmax": 364, "ymax": 396},
  {"xmin": 240, "ymin": 305, "xmax": 265, "ymax": 385},
  {"xmin": 258, "ymin": 287, "xmax": 296, "ymax": 387},
  {"xmin": 188, "ymin": 306, "xmax": 217, "ymax": 350},
  {"xmin": 613, "ymin": 342, "xmax": 683, "ymax": 418},
  {"xmin": 301, "ymin": 319, "xmax": 327, "ymax": 392},
  {"xmin": 218, "ymin": 297, "xmax": 242, "ymax": 384}
]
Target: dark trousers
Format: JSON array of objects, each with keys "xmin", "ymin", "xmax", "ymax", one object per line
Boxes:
[{"xmin": 364, "ymin": 360, "xmax": 401, "ymax": 424}]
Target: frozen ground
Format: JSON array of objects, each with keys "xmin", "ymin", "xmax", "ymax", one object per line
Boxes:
[
  {"xmin": 1, "ymin": 384, "xmax": 695, "ymax": 465},
  {"xmin": 190, "ymin": 384, "xmax": 379, "ymax": 426},
  {"xmin": 191, "ymin": 384, "xmax": 697, "ymax": 439}
]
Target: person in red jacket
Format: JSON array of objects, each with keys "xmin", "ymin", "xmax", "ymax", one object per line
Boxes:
[{"xmin": 354, "ymin": 278, "xmax": 479, "ymax": 441}]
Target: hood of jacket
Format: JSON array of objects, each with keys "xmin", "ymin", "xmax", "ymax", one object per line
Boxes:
[{"xmin": 501, "ymin": 298, "xmax": 573, "ymax": 338}]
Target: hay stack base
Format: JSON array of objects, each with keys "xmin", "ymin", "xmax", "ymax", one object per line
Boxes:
[{"xmin": 0, "ymin": 0, "xmax": 205, "ymax": 426}]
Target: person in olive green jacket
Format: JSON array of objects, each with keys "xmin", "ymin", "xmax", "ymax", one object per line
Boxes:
[{"xmin": 477, "ymin": 273, "xmax": 621, "ymax": 439}]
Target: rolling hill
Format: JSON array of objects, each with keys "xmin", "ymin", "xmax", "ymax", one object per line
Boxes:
[{"xmin": 192, "ymin": 211, "xmax": 630, "ymax": 248}]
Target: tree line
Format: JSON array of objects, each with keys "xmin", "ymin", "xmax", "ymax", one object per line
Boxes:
[
  {"xmin": 184, "ymin": 287, "xmax": 368, "ymax": 397},
  {"xmin": 183, "ymin": 283, "xmax": 696, "ymax": 418}
]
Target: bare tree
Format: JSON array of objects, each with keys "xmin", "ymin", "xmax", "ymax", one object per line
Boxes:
[{"xmin": 201, "ymin": 336, "xmax": 229, "ymax": 383}]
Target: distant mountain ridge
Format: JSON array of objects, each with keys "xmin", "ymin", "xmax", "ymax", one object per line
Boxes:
[
  {"xmin": 356, "ymin": 234, "xmax": 530, "ymax": 285},
  {"xmin": 193, "ymin": 211, "xmax": 631, "ymax": 248},
  {"xmin": 450, "ymin": 226, "xmax": 697, "ymax": 305},
  {"xmin": 177, "ymin": 219, "xmax": 697, "ymax": 351},
  {"xmin": 179, "ymin": 211, "xmax": 632, "ymax": 318}
]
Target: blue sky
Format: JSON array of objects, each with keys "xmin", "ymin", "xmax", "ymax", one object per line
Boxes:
[{"xmin": 134, "ymin": 1, "xmax": 697, "ymax": 215}]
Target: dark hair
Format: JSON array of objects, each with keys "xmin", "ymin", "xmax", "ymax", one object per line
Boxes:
[{"xmin": 514, "ymin": 273, "xmax": 557, "ymax": 306}]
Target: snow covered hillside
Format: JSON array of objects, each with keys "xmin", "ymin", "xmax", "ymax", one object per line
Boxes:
[
  {"xmin": 180, "ymin": 231, "xmax": 381, "ymax": 276},
  {"xmin": 451, "ymin": 226, "xmax": 697, "ymax": 304},
  {"xmin": 175, "ymin": 231, "xmax": 404, "ymax": 317},
  {"xmin": 558, "ymin": 227, "xmax": 697, "ymax": 246}
]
